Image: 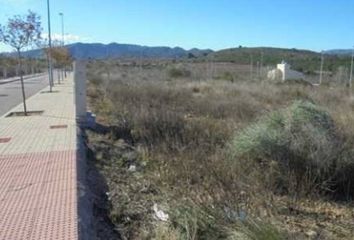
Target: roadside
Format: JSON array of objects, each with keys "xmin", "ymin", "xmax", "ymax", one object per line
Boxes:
[
  {"xmin": 0, "ymin": 72, "xmax": 58, "ymax": 116},
  {"xmin": 0, "ymin": 72, "xmax": 46, "ymax": 85},
  {"xmin": 85, "ymin": 61, "xmax": 354, "ymax": 239}
]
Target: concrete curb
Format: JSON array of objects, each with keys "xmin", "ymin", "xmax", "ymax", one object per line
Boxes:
[
  {"xmin": 0, "ymin": 73, "xmax": 46, "ymax": 85},
  {"xmin": 0, "ymin": 72, "xmax": 72, "ymax": 118},
  {"xmin": 0, "ymin": 82, "xmax": 49, "ymax": 118}
]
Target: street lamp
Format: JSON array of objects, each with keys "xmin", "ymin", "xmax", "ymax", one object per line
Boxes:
[
  {"xmin": 350, "ymin": 46, "xmax": 354, "ymax": 88},
  {"xmin": 47, "ymin": 0, "xmax": 54, "ymax": 89},
  {"xmin": 59, "ymin": 12, "xmax": 64, "ymax": 46},
  {"xmin": 59, "ymin": 12, "xmax": 65, "ymax": 80}
]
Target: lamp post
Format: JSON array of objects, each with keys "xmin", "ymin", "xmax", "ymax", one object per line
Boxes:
[
  {"xmin": 47, "ymin": 0, "xmax": 54, "ymax": 89},
  {"xmin": 59, "ymin": 13, "xmax": 64, "ymax": 46},
  {"xmin": 59, "ymin": 12, "xmax": 65, "ymax": 80},
  {"xmin": 350, "ymin": 46, "xmax": 354, "ymax": 89},
  {"xmin": 319, "ymin": 51, "xmax": 324, "ymax": 85}
]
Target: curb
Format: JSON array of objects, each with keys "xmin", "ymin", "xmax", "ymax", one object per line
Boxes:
[
  {"xmin": 0, "ymin": 72, "xmax": 69, "ymax": 118},
  {"xmin": 0, "ymin": 83, "xmax": 50, "ymax": 118},
  {"xmin": 0, "ymin": 73, "xmax": 46, "ymax": 85}
]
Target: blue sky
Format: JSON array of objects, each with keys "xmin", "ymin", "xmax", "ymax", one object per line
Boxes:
[{"xmin": 0, "ymin": 0, "xmax": 354, "ymax": 52}]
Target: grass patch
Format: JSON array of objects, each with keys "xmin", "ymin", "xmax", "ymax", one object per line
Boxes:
[
  {"xmin": 231, "ymin": 100, "xmax": 354, "ymax": 199},
  {"xmin": 86, "ymin": 60, "xmax": 354, "ymax": 239},
  {"xmin": 167, "ymin": 65, "xmax": 191, "ymax": 78}
]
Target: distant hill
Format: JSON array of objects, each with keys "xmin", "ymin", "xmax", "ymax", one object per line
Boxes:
[
  {"xmin": 208, "ymin": 47, "xmax": 352, "ymax": 73},
  {"xmin": 324, "ymin": 49, "xmax": 353, "ymax": 56},
  {"xmin": 8, "ymin": 44, "xmax": 353, "ymax": 73},
  {"xmin": 20, "ymin": 42, "xmax": 213, "ymax": 60}
]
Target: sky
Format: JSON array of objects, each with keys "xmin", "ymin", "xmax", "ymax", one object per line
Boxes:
[{"xmin": 0, "ymin": 0, "xmax": 354, "ymax": 52}]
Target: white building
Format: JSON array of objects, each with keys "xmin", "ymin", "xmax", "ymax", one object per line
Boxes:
[{"xmin": 267, "ymin": 61, "xmax": 304, "ymax": 82}]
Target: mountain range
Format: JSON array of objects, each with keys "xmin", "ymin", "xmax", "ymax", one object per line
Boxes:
[
  {"xmin": 20, "ymin": 42, "xmax": 213, "ymax": 59},
  {"xmin": 3, "ymin": 42, "xmax": 352, "ymax": 60},
  {"xmin": 209, "ymin": 46, "xmax": 353, "ymax": 73},
  {"xmin": 323, "ymin": 49, "xmax": 353, "ymax": 56},
  {"xmin": 2, "ymin": 43, "xmax": 352, "ymax": 74}
]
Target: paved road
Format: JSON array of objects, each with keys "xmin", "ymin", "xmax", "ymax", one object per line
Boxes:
[{"xmin": 0, "ymin": 73, "xmax": 58, "ymax": 116}]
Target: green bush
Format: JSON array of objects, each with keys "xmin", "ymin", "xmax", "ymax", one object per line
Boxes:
[{"xmin": 230, "ymin": 101, "xmax": 345, "ymax": 197}]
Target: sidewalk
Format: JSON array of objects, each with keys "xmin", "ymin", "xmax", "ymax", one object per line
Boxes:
[{"xmin": 0, "ymin": 74, "xmax": 80, "ymax": 239}]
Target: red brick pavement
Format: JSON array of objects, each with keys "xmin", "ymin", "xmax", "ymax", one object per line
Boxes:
[{"xmin": 0, "ymin": 150, "xmax": 78, "ymax": 240}]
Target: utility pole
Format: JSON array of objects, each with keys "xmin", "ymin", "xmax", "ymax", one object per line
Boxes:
[
  {"xmin": 250, "ymin": 54, "xmax": 253, "ymax": 80},
  {"xmin": 350, "ymin": 46, "xmax": 354, "ymax": 88},
  {"xmin": 260, "ymin": 51, "xmax": 264, "ymax": 77},
  {"xmin": 139, "ymin": 48, "xmax": 142, "ymax": 77},
  {"xmin": 59, "ymin": 12, "xmax": 65, "ymax": 80},
  {"xmin": 319, "ymin": 51, "xmax": 324, "ymax": 85},
  {"xmin": 47, "ymin": 0, "xmax": 54, "ymax": 89},
  {"xmin": 211, "ymin": 56, "xmax": 215, "ymax": 79},
  {"xmin": 207, "ymin": 57, "xmax": 212, "ymax": 80}
]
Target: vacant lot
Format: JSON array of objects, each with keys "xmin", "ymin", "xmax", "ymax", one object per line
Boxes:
[{"xmin": 86, "ymin": 60, "xmax": 354, "ymax": 240}]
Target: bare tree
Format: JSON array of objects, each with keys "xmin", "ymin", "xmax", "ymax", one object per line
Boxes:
[
  {"xmin": 50, "ymin": 45, "xmax": 72, "ymax": 84},
  {"xmin": 0, "ymin": 55, "xmax": 7, "ymax": 79},
  {"xmin": 0, "ymin": 11, "xmax": 42, "ymax": 115},
  {"xmin": 37, "ymin": 37, "xmax": 54, "ymax": 91}
]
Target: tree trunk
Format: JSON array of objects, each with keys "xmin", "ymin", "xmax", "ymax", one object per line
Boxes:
[
  {"xmin": 24, "ymin": 63, "xmax": 29, "ymax": 75},
  {"xmin": 17, "ymin": 50, "xmax": 27, "ymax": 116},
  {"xmin": 15, "ymin": 64, "xmax": 19, "ymax": 76},
  {"xmin": 57, "ymin": 69, "xmax": 61, "ymax": 84},
  {"xmin": 3, "ymin": 67, "xmax": 7, "ymax": 79},
  {"xmin": 46, "ymin": 51, "xmax": 53, "ymax": 92}
]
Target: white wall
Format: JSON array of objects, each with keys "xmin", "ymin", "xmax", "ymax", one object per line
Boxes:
[
  {"xmin": 74, "ymin": 61, "xmax": 87, "ymax": 124},
  {"xmin": 268, "ymin": 63, "xmax": 304, "ymax": 81}
]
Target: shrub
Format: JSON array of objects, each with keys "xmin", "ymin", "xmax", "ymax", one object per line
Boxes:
[
  {"xmin": 214, "ymin": 71, "xmax": 234, "ymax": 82},
  {"xmin": 86, "ymin": 60, "xmax": 354, "ymax": 238},
  {"xmin": 229, "ymin": 220, "xmax": 284, "ymax": 240},
  {"xmin": 230, "ymin": 101, "xmax": 344, "ymax": 197},
  {"xmin": 167, "ymin": 66, "xmax": 191, "ymax": 78},
  {"xmin": 169, "ymin": 203, "xmax": 223, "ymax": 240},
  {"xmin": 153, "ymin": 223, "xmax": 182, "ymax": 240}
]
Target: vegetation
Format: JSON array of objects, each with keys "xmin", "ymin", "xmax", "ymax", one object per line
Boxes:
[
  {"xmin": 86, "ymin": 60, "xmax": 354, "ymax": 239},
  {"xmin": 0, "ymin": 55, "xmax": 45, "ymax": 78},
  {"xmin": 49, "ymin": 46, "xmax": 72, "ymax": 82},
  {"xmin": 167, "ymin": 65, "xmax": 191, "ymax": 78},
  {"xmin": 209, "ymin": 47, "xmax": 352, "ymax": 74},
  {"xmin": 231, "ymin": 100, "xmax": 353, "ymax": 199},
  {"xmin": 0, "ymin": 10, "xmax": 42, "ymax": 115}
]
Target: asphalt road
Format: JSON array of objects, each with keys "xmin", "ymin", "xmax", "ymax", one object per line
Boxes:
[{"xmin": 0, "ymin": 73, "xmax": 58, "ymax": 116}]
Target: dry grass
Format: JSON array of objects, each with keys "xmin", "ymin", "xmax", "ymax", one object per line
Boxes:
[{"xmin": 86, "ymin": 60, "xmax": 354, "ymax": 239}]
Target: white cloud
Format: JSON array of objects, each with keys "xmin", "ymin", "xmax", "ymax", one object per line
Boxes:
[
  {"xmin": 0, "ymin": 33, "xmax": 91, "ymax": 52},
  {"xmin": 41, "ymin": 33, "xmax": 91, "ymax": 44}
]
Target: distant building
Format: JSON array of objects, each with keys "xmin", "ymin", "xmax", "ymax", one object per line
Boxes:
[{"xmin": 267, "ymin": 61, "xmax": 304, "ymax": 82}]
